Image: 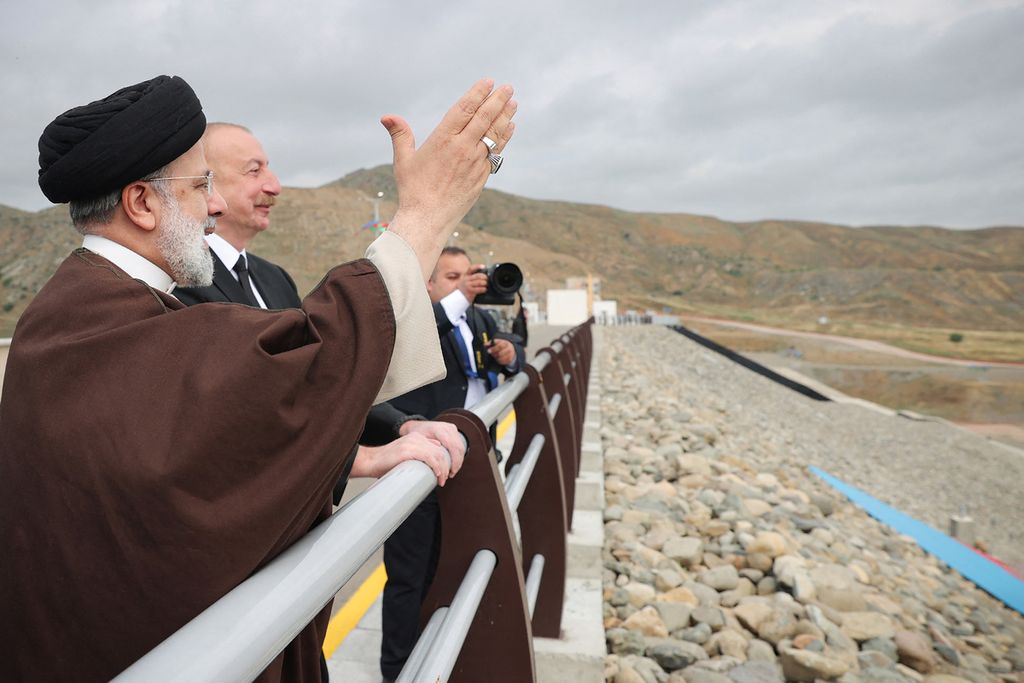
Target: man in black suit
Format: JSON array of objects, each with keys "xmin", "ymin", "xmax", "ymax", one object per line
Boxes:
[
  {"xmin": 172, "ymin": 122, "xmax": 297, "ymax": 310},
  {"xmin": 174, "ymin": 123, "xmax": 465, "ymax": 495},
  {"xmin": 380, "ymin": 246, "xmax": 524, "ymax": 682}
]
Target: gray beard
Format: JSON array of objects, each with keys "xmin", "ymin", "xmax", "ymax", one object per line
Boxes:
[{"xmin": 156, "ymin": 198, "xmax": 215, "ymax": 287}]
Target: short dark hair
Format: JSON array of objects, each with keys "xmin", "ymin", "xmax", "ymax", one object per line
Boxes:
[{"xmin": 431, "ymin": 246, "xmax": 470, "ymax": 282}]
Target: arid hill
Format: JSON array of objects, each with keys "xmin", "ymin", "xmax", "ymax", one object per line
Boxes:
[{"xmin": 2, "ymin": 165, "xmax": 1021, "ymax": 359}]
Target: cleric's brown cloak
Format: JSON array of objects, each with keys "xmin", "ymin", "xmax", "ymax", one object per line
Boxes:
[{"xmin": 0, "ymin": 248, "xmax": 396, "ymax": 681}]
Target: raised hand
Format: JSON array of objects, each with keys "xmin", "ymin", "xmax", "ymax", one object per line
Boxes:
[
  {"xmin": 459, "ymin": 264, "xmax": 489, "ymax": 303},
  {"xmin": 381, "ymin": 80, "xmax": 517, "ymax": 278}
]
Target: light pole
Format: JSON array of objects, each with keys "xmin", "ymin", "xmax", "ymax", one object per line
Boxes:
[
  {"xmin": 358, "ymin": 191, "xmax": 387, "ymax": 233},
  {"xmin": 372, "ymin": 191, "xmax": 383, "ymax": 224}
]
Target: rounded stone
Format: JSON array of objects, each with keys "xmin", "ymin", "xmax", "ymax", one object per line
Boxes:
[
  {"xmin": 699, "ymin": 564, "xmax": 740, "ymax": 591},
  {"xmin": 747, "ymin": 553, "xmax": 774, "ymax": 573},
  {"xmin": 894, "ymin": 629, "xmax": 937, "ymax": 674},
  {"xmin": 746, "ymin": 639, "xmax": 777, "ymax": 663},
  {"xmin": 692, "ymin": 605, "xmax": 727, "ymax": 631},
  {"xmin": 725, "ymin": 659, "xmax": 784, "ymax": 683},
  {"xmin": 658, "ymin": 586, "xmax": 700, "ymax": 606},
  {"xmin": 779, "ymin": 645, "xmax": 851, "ymax": 682},
  {"xmin": 624, "ymin": 582, "xmax": 657, "ymax": 608},
  {"xmin": 679, "ymin": 622, "xmax": 714, "ymax": 644},
  {"xmin": 664, "ymin": 536, "xmax": 704, "ymax": 567},
  {"xmin": 748, "ymin": 532, "xmax": 788, "ymax": 558},
  {"xmin": 840, "ymin": 612, "xmax": 895, "ymax": 641},
  {"xmin": 607, "ymin": 627, "xmax": 646, "ymax": 656},
  {"xmin": 613, "ymin": 666, "xmax": 648, "ymax": 683},
  {"xmin": 711, "ymin": 629, "xmax": 750, "ymax": 660},
  {"xmin": 646, "ymin": 639, "xmax": 709, "ymax": 672}
]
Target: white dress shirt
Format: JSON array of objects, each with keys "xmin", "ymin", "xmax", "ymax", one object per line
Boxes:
[
  {"xmin": 204, "ymin": 233, "xmax": 269, "ymax": 309},
  {"xmin": 81, "ymin": 235, "xmax": 176, "ymax": 293},
  {"xmin": 439, "ymin": 289, "xmax": 488, "ymax": 409}
]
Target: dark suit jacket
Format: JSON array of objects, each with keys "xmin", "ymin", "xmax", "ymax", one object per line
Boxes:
[
  {"xmin": 388, "ymin": 302, "xmax": 525, "ymax": 421},
  {"xmin": 174, "ymin": 250, "xmax": 302, "ymax": 309}
]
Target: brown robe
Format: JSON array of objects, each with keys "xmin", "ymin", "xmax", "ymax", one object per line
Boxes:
[{"xmin": 0, "ymin": 248, "xmax": 396, "ymax": 681}]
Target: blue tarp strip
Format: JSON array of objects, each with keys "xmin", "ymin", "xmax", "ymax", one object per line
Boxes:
[{"xmin": 809, "ymin": 466, "xmax": 1023, "ymax": 615}]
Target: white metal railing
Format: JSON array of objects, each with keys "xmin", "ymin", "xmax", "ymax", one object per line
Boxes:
[
  {"xmin": 114, "ymin": 333, "xmax": 586, "ymax": 683},
  {"xmin": 396, "ymin": 550, "xmax": 497, "ymax": 683}
]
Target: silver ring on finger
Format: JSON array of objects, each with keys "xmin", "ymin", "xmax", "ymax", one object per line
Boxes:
[
  {"xmin": 488, "ymin": 153, "xmax": 503, "ymax": 174},
  {"xmin": 481, "ymin": 135, "xmax": 497, "ymax": 154}
]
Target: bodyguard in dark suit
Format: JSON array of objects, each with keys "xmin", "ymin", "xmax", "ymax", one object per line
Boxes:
[{"xmin": 380, "ymin": 246, "xmax": 524, "ymax": 682}]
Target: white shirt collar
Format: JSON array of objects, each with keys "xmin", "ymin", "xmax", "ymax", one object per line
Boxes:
[
  {"xmin": 205, "ymin": 232, "xmax": 246, "ymax": 271},
  {"xmin": 81, "ymin": 234, "xmax": 176, "ymax": 293}
]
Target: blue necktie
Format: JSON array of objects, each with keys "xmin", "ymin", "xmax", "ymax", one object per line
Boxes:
[{"xmin": 451, "ymin": 326, "xmax": 480, "ymax": 379}]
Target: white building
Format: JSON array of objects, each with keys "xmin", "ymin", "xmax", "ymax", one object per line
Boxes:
[{"xmin": 546, "ymin": 289, "xmax": 589, "ymax": 325}]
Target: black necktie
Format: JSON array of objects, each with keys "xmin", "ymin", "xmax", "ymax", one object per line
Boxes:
[{"xmin": 232, "ymin": 254, "xmax": 259, "ymax": 307}]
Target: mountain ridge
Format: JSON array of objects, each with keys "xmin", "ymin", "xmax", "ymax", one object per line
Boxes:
[{"xmin": 2, "ymin": 165, "xmax": 1021, "ymax": 360}]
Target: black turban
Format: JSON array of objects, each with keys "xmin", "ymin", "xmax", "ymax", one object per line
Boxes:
[{"xmin": 38, "ymin": 75, "xmax": 206, "ymax": 204}]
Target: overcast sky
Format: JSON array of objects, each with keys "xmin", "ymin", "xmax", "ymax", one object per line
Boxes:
[{"xmin": 2, "ymin": 0, "xmax": 1022, "ymax": 229}]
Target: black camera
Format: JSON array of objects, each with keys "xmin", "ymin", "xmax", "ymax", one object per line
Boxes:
[{"xmin": 474, "ymin": 262, "xmax": 523, "ymax": 305}]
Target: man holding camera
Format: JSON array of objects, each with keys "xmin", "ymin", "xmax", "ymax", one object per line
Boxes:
[{"xmin": 379, "ymin": 245, "xmax": 524, "ymax": 682}]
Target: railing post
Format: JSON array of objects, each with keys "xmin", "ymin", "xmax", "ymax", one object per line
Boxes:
[
  {"xmin": 560, "ymin": 333, "xmax": 587, "ymax": 471},
  {"xmin": 503, "ymin": 364, "xmax": 568, "ymax": 638},
  {"xmin": 420, "ymin": 409, "xmax": 536, "ymax": 683},
  {"xmin": 533, "ymin": 345, "xmax": 580, "ymax": 526}
]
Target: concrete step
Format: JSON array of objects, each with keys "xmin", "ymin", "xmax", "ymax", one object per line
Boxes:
[
  {"xmin": 575, "ymin": 470, "xmax": 604, "ymax": 510},
  {"xmin": 534, "ymin": 577, "xmax": 604, "ymax": 683},
  {"xmin": 567, "ymin": 508, "xmax": 603, "ymax": 580}
]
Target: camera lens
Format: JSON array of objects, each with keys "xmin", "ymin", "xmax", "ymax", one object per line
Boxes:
[{"xmin": 489, "ymin": 263, "xmax": 523, "ymax": 294}]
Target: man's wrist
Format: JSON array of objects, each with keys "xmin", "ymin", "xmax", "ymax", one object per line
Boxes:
[{"xmin": 395, "ymin": 414, "xmax": 427, "ymax": 438}]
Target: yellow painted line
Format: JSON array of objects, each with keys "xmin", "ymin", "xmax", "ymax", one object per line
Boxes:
[
  {"xmin": 323, "ymin": 410, "xmax": 517, "ymax": 658},
  {"xmin": 322, "ymin": 563, "xmax": 388, "ymax": 658},
  {"xmin": 496, "ymin": 409, "xmax": 515, "ymax": 441}
]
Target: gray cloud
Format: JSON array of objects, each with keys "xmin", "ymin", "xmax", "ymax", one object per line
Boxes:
[{"xmin": 1, "ymin": 0, "xmax": 1021, "ymax": 228}]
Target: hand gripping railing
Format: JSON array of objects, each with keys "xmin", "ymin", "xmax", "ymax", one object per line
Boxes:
[{"xmin": 114, "ymin": 319, "xmax": 594, "ymax": 683}]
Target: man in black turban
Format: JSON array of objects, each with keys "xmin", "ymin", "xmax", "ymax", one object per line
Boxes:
[
  {"xmin": 0, "ymin": 74, "xmax": 517, "ymax": 682},
  {"xmin": 38, "ymin": 75, "xmax": 206, "ymax": 205}
]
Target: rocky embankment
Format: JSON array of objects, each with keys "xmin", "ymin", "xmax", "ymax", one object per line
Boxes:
[{"xmin": 599, "ymin": 327, "xmax": 1023, "ymax": 683}]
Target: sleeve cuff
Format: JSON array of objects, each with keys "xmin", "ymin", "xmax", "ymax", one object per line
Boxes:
[
  {"xmin": 439, "ymin": 289, "xmax": 471, "ymax": 325},
  {"xmin": 364, "ymin": 231, "xmax": 446, "ymax": 403}
]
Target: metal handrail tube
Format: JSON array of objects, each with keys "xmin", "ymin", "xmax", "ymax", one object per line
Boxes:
[
  {"xmin": 547, "ymin": 393, "xmax": 562, "ymax": 420},
  {"xmin": 470, "ymin": 372, "xmax": 530, "ymax": 429},
  {"xmin": 525, "ymin": 554, "xmax": 545, "ymax": 617},
  {"xmin": 531, "ymin": 349, "xmax": 553, "ymax": 373},
  {"xmin": 395, "ymin": 607, "xmax": 449, "ymax": 683},
  {"xmin": 113, "ymin": 459, "xmax": 441, "ymax": 683},
  {"xmin": 502, "ymin": 434, "xmax": 546, "ymax": 513},
  {"xmin": 405, "ymin": 550, "xmax": 498, "ymax": 683}
]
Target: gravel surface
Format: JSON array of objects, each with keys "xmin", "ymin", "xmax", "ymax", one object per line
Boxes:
[
  {"xmin": 599, "ymin": 325, "xmax": 1024, "ymax": 683},
  {"xmin": 600, "ymin": 326, "xmax": 1024, "ymax": 571}
]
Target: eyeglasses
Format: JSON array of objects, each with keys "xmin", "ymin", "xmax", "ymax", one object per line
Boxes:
[{"xmin": 146, "ymin": 171, "xmax": 215, "ymax": 196}]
